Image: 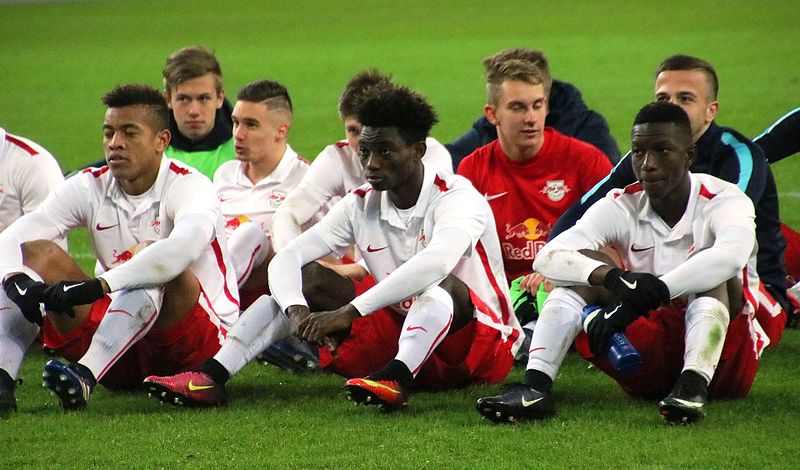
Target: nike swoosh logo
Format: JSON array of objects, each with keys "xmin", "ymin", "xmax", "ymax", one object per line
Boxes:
[
  {"xmin": 405, "ymin": 325, "xmax": 428, "ymax": 332},
  {"xmin": 188, "ymin": 380, "xmax": 215, "ymax": 391},
  {"xmin": 604, "ymin": 305, "xmax": 621, "ymax": 320},
  {"xmin": 96, "ymin": 223, "xmax": 118, "ymax": 231},
  {"xmin": 631, "ymin": 245, "xmax": 654, "ymax": 252},
  {"xmin": 521, "ymin": 396, "xmax": 544, "ymax": 407},
  {"xmin": 672, "ymin": 398, "xmax": 703, "ymax": 408},
  {"xmin": 484, "ymin": 192, "xmax": 508, "ymax": 201},
  {"xmin": 620, "ymin": 278, "xmax": 637, "ymax": 290},
  {"xmin": 529, "ymin": 346, "xmax": 546, "ymax": 354},
  {"xmin": 15, "ymin": 283, "xmax": 27, "ymax": 296},
  {"xmin": 366, "ymin": 245, "xmax": 387, "ymax": 253},
  {"xmin": 63, "ymin": 283, "xmax": 83, "ymax": 292}
]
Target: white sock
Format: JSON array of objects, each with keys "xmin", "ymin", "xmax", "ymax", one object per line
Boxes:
[
  {"xmin": 683, "ymin": 296, "xmax": 730, "ymax": 383},
  {"xmin": 79, "ymin": 288, "xmax": 161, "ymax": 381},
  {"xmin": 395, "ymin": 286, "xmax": 453, "ymax": 377},
  {"xmin": 228, "ymin": 222, "xmax": 269, "ymax": 288},
  {"xmin": 214, "ymin": 295, "xmax": 292, "ymax": 376},
  {"xmin": 0, "ymin": 290, "xmax": 40, "ymax": 379},
  {"xmin": 526, "ymin": 287, "xmax": 585, "ymax": 380}
]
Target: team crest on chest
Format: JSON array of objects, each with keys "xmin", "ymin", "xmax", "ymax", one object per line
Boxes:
[
  {"xmin": 540, "ymin": 180, "xmax": 570, "ymax": 202},
  {"xmin": 269, "ymin": 190, "xmax": 286, "ymax": 208},
  {"xmin": 149, "ymin": 219, "xmax": 161, "ymax": 235}
]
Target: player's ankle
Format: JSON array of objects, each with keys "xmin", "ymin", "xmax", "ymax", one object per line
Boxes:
[
  {"xmin": 524, "ymin": 369, "xmax": 553, "ymax": 392},
  {"xmin": 73, "ymin": 363, "xmax": 97, "ymax": 390},
  {"xmin": 198, "ymin": 358, "xmax": 230, "ymax": 384},
  {"xmin": 368, "ymin": 359, "xmax": 413, "ymax": 390}
]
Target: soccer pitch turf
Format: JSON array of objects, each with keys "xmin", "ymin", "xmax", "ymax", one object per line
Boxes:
[{"xmin": 1, "ymin": 0, "xmax": 799, "ymax": 467}]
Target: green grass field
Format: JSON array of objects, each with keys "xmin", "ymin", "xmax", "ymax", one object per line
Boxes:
[{"xmin": 1, "ymin": 0, "xmax": 799, "ymax": 467}]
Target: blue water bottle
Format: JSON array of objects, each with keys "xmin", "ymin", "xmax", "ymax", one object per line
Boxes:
[{"xmin": 582, "ymin": 306, "xmax": 641, "ymax": 373}]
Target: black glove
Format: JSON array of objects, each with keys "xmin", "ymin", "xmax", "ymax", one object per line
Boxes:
[
  {"xmin": 582, "ymin": 303, "xmax": 640, "ymax": 356},
  {"xmin": 3, "ymin": 273, "xmax": 47, "ymax": 326},
  {"xmin": 42, "ymin": 279, "xmax": 105, "ymax": 316},
  {"xmin": 603, "ymin": 268, "xmax": 670, "ymax": 315}
]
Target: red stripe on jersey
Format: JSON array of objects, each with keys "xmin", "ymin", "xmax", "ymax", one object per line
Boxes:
[
  {"xmin": 236, "ymin": 245, "xmax": 262, "ymax": 284},
  {"xmin": 335, "ymin": 141, "xmax": 348, "ymax": 148},
  {"xmin": 410, "ymin": 315, "xmax": 453, "ymax": 375},
  {"xmin": 82, "ymin": 166, "xmax": 110, "ymax": 177},
  {"xmin": 169, "ymin": 161, "xmax": 191, "ymax": 175},
  {"xmin": 470, "ymin": 288, "xmax": 501, "ymax": 324},
  {"xmin": 434, "ymin": 175, "xmax": 449, "ymax": 192},
  {"xmin": 474, "ymin": 241, "xmax": 512, "ymax": 325},
  {"xmin": 97, "ymin": 308, "xmax": 158, "ymax": 380},
  {"xmin": 198, "ymin": 280, "xmax": 229, "ymax": 337},
  {"xmin": 211, "ymin": 238, "xmax": 240, "ymax": 308},
  {"xmin": 698, "ymin": 184, "xmax": 717, "ymax": 200},
  {"xmin": 296, "ymin": 155, "xmax": 311, "ymax": 165},
  {"xmin": 741, "ymin": 265, "xmax": 757, "ymax": 313},
  {"xmin": 615, "ymin": 182, "xmax": 643, "ymax": 198},
  {"xmin": 5, "ymin": 134, "xmax": 39, "ymax": 156}
]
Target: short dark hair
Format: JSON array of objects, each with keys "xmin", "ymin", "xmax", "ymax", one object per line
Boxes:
[
  {"xmin": 236, "ymin": 79, "xmax": 293, "ymax": 115},
  {"xmin": 356, "ymin": 84, "xmax": 438, "ymax": 144},
  {"xmin": 101, "ymin": 84, "xmax": 169, "ymax": 132},
  {"xmin": 484, "ymin": 48, "xmax": 552, "ymax": 104},
  {"xmin": 655, "ymin": 54, "xmax": 719, "ymax": 100},
  {"xmin": 633, "ymin": 102, "xmax": 693, "ymax": 143},
  {"xmin": 338, "ymin": 69, "xmax": 393, "ymax": 119},
  {"xmin": 163, "ymin": 46, "xmax": 223, "ymax": 97}
]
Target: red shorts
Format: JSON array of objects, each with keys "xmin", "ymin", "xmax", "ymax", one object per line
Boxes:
[
  {"xmin": 42, "ymin": 295, "xmax": 224, "ymax": 390},
  {"xmin": 753, "ymin": 281, "xmax": 786, "ymax": 346},
  {"xmin": 575, "ymin": 300, "xmax": 764, "ymax": 400},
  {"xmin": 319, "ymin": 281, "xmax": 515, "ymax": 389}
]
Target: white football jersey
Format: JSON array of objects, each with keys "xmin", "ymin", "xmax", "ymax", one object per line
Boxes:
[
  {"xmin": 0, "ymin": 128, "xmax": 64, "ymax": 232},
  {"xmin": 536, "ymin": 172, "xmax": 761, "ymax": 306},
  {"xmin": 271, "ymin": 137, "xmax": 453, "ymax": 250},
  {"xmin": 213, "ymin": 144, "xmax": 309, "ymax": 238},
  {"xmin": 312, "ymin": 162, "xmax": 522, "ymax": 350},
  {"xmin": 0, "ymin": 157, "xmax": 240, "ymax": 327}
]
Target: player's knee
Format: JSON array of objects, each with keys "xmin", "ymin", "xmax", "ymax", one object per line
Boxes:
[
  {"xmin": 21, "ymin": 240, "xmax": 72, "ymax": 281},
  {"xmin": 301, "ymin": 262, "xmax": 329, "ymax": 294}
]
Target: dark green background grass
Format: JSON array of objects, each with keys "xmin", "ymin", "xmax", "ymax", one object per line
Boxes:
[{"xmin": 1, "ymin": 0, "xmax": 799, "ymax": 467}]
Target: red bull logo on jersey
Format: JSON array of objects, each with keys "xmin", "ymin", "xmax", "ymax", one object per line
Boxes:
[
  {"xmin": 540, "ymin": 179, "xmax": 571, "ymax": 202},
  {"xmin": 505, "ymin": 218, "xmax": 550, "ymax": 241},
  {"xmin": 503, "ymin": 218, "xmax": 550, "ymax": 261},
  {"xmin": 225, "ymin": 215, "xmax": 251, "ymax": 230},
  {"xmin": 111, "ymin": 248, "xmax": 134, "ymax": 265},
  {"xmin": 269, "ymin": 190, "xmax": 286, "ymax": 208}
]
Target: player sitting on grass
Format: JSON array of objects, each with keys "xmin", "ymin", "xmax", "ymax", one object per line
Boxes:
[
  {"xmin": 260, "ymin": 70, "xmax": 453, "ymax": 373},
  {"xmin": 0, "ymin": 84, "xmax": 238, "ymax": 413},
  {"xmin": 213, "ymin": 79, "xmax": 308, "ymax": 303},
  {"xmin": 143, "ymin": 83, "xmax": 523, "ymax": 410},
  {"xmin": 476, "ymin": 102, "xmax": 769, "ymax": 424}
]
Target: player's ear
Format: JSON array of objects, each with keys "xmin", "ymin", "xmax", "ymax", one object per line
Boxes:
[
  {"xmin": 412, "ymin": 140, "xmax": 427, "ymax": 160},
  {"xmin": 705, "ymin": 100, "xmax": 719, "ymax": 124},
  {"xmin": 686, "ymin": 144, "xmax": 697, "ymax": 169},
  {"xmin": 216, "ymin": 88, "xmax": 225, "ymax": 109},
  {"xmin": 484, "ymin": 103, "xmax": 498, "ymax": 125},
  {"xmin": 156, "ymin": 129, "xmax": 171, "ymax": 152}
]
